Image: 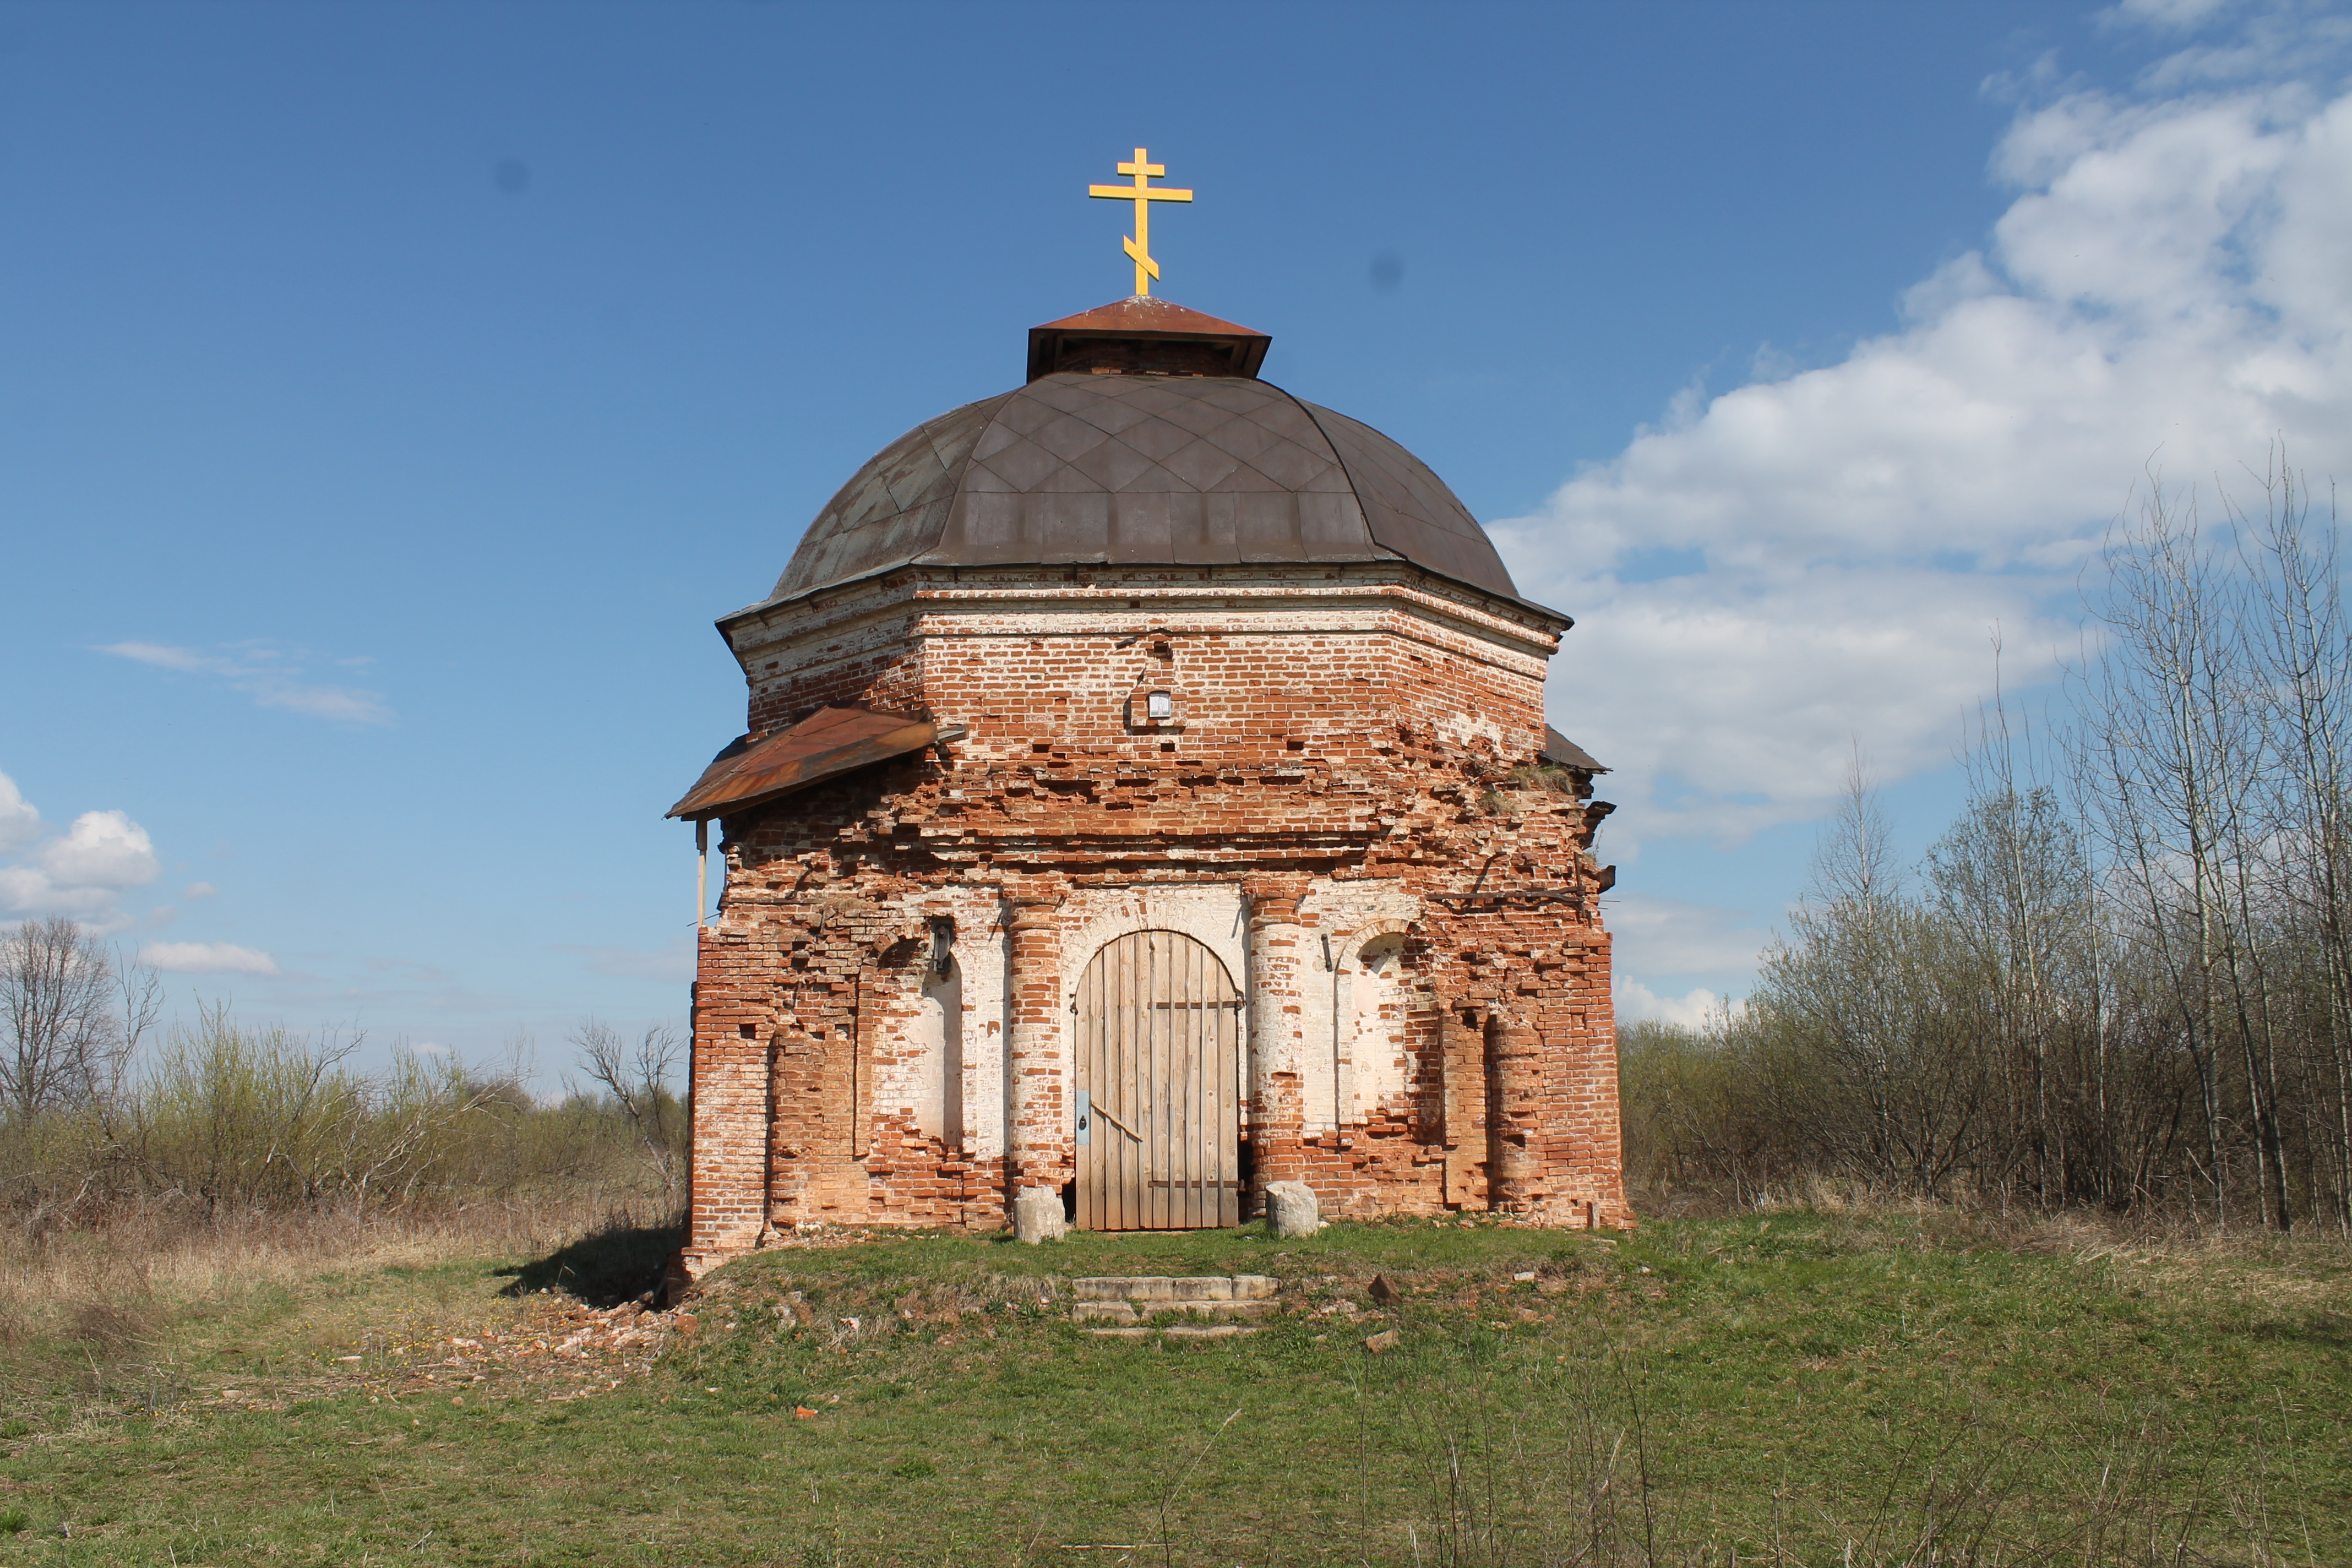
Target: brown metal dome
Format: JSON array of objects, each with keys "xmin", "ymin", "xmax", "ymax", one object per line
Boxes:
[{"xmin": 757, "ymin": 300, "xmax": 1527, "ymax": 609}]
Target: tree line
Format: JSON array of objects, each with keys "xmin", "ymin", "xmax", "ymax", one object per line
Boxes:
[
  {"xmin": 1624, "ymin": 458, "xmax": 2352, "ymax": 1231},
  {"xmin": 0, "ymin": 917, "xmax": 687, "ymax": 1233}
]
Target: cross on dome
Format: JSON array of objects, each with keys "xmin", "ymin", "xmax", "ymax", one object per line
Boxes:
[{"xmin": 1087, "ymin": 147, "xmax": 1192, "ymax": 298}]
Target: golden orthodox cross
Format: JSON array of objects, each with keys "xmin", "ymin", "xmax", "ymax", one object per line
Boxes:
[{"xmin": 1088, "ymin": 148, "xmax": 1193, "ymax": 298}]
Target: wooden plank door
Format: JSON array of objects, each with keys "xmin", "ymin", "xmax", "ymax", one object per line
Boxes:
[{"xmin": 1074, "ymin": 930, "xmax": 1242, "ymax": 1230}]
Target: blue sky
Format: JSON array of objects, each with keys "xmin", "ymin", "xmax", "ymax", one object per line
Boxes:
[{"xmin": 4, "ymin": 1, "xmax": 2348, "ymax": 1072}]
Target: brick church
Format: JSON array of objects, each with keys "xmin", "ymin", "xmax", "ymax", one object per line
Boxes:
[{"xmin": 668, "ymin": 276, "xmax": 1630, "ymax": 1270}]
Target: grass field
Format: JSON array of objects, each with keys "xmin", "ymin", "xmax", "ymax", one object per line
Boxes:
[{"xmin": 0, "ymin": 1207, "xmax": 2344, "ymax": 1565}]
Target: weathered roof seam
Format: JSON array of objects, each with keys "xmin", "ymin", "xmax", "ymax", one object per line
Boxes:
[
  {"xmin": 1292, "ymin": 394, "xmax": 1564, "ymax": 619},
  {"xmin": 917, "ymin": 391, "xmax": 1000, "ymax": 568}
]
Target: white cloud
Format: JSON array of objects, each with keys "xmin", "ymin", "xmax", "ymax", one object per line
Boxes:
[
  {"xmin": 0, "ymin": 867, "xmax": 101, "ymax": 919},
  {"xmin": 183, "ymin": 881, "xmax": 219, "ymax": 899},
  {"xmin": 1547, "ymin": 567, "xmax": 2072, "ymax": 843},
  {"xmin": 0, "ymin": 870, "xmax": 134, "ymax": 929},
  {"xmin": 0, "ymin": 771, "xmax": 41, "ymax": 852},
  {"xmin": 97, "ymin": 641, "xmax": 393, "ymax": 726},
  {"xmin": 0, "ymin": 865, "xmax": 46, "ymax": 912},
  {"xmin": 2103, "ymin": 2, "xmax": 2352, "ymax": 90},
  {"xmin": 38, "ymin": 810, "xmax": 160, "ymax": 890},
  {"xmin": 254, "ymin": 684, "xmax": 395, "ymax": 724},
  {"xmin": 138, "ymin": 941, "xmax": 279, "ymax": 976},
  {"xmin": 1501, "ymin": 20, "xmax": 2352, "ymax": 847},
  {"xmin": 101, "ymin": 641, "xmax": 215, "ymax": 673},
  {"xmin": 1602, "ymin": 893, "xmax": 1777, "ymax": 979},
  {"xmin": 1616, "ymin": 979, "xmax": 1733, "ymax": 1031},
  {"xmin": 0, "ymin": 788, "xmax": 160, "ymax": 932}
]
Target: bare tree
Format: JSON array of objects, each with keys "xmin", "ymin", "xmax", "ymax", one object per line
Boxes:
[
  {"xmin": 2234, "ymin": 452, "xmax": 2352, "ymax": 1228},
  {"xmin": 116, "ymin": 948, "xmax": 161, "ymax": 1061},
  {"xmin": 1624, "ymin": 451, "xmax": 2350, "ymax": 1226},
  {"xmin": 2073, "ymin": 475, "xmax": 2295, "ymax": 1226},
  {"xmin": 1816, "ymin": 747, "xmax": 1899, "ymax": 919},
  {"xmin": 568, "ymin": 1019, "xmax": 686, "ymax": 1195},
  {"xmin": 330, "ymin": 1046, "xmax": 508, "ymax": 1213},
  {"xmin": 1738, "ymin": 763, "xmax": 2001, "ymax": 1198},
  {"xmin": 0, "ymin": 918, "xmax": 133, "ymax": 1118}
]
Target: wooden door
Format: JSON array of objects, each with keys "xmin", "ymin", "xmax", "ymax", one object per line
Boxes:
[{"xmin": 1074, "ymin": 930, "xmax": 1243, "ymax": 1230}]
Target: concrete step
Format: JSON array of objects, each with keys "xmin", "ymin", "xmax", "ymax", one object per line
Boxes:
[
  {"xmin": 1071, "ymin": 1299, "xmax": 1278, "ymax": 1325},
  {"xmin": 1071, "ymin": 1275, "xmax": 1277, "ymax": 1303},
  {"xmin": 1086, "ymin": 1324, "xmax": 1261, "ymax": 1340}
]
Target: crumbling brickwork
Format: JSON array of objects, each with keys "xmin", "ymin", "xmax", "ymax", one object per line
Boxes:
[{"xmin": 678, "ymin": 559, "xmax": 1629, "ymax": 1274}]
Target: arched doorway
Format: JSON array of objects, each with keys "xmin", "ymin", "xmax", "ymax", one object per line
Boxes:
[{"xmin": 1072, "ymin": 929, "xmax": 1243, "ymax": 1230}]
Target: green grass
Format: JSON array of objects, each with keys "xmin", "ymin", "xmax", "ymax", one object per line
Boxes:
[{"xmin": 0, "ymin": 1211, "xmax": 2344, "ymax": 1565}]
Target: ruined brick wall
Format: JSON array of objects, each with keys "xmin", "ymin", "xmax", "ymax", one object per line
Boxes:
[
  {"xmin": 678, "ymin": 563, "xmax": 1629, "ymax": 1273},
  {"xmin": 742, "ymin": 609, "xmax": 926, "ymax": 736}
]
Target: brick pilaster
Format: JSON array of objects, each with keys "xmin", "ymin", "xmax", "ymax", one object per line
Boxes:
[
  {"xmin": 685, "ymin": 922, "xmax": 769, "ymax": 1259},
  {"xmin": 1004, "ymin": 891, "xmax": 1069, "ymax": 1200},
  {"xmin": 1487, "ymin": 1012, "xmax": 1541, "ymax": 1213},
  {"xmin": 1244, "ymin": 873, "xmax": 1314, "ymax": 1204}
]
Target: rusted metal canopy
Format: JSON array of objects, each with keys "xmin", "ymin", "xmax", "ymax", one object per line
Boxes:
[
  {"xmin": 666, "ymin": 706, "xmax": 951, "ymax": 822},
  {"xmin": 1027, "ymin": 296, "xmax": 1270, "ymax": 382},
  {"xmin": 1542, "ymin": 725, "xmax": 1608, "ymax": 775}
]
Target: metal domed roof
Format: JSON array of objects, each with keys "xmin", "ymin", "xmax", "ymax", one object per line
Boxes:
[{"xmin": 756, "ymin": 302, "xmax": 1528, "ymax": 611}]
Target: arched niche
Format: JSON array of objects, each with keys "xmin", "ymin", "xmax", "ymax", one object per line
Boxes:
[{"xmin": 1330, "ymin": 919, "xmax": 1419, "ymax": 1130}]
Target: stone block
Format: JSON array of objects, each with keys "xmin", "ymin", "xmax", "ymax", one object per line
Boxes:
[
  {"xmin": 1231, "ymin": 1274, "xmax": 1277, "ymax": 1299},
  {"xmin": 1074, "ymin": 1275, "xmax": 1178, "ymax": 1299},
  {"xmin": 1265, "ymin": 1180, "xmax": 1324, "ymax": 1237},
  {"xmin": 1011, "ymin": 1188, "xmax": 1068, "ymax": 1244}
]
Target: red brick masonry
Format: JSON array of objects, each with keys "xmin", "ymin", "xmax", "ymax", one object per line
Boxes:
[{"xmin": 679, "ymin": 562, "xmax": 1630, "ymax": 1273}]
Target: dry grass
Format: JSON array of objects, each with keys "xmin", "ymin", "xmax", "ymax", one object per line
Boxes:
[
  {"xmin": 1657, "ymin": 1171, "xmax": 2352, "ymax": 1255},
  {"xmin": 0, "ymin": 1196, "xmax": 676, "ymax": 1378}
]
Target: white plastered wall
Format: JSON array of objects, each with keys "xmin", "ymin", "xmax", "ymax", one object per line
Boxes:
[
  {"xmin": 1345, "ymin": 935, "xmax": 1414, "ymax": 1120},
  {"xmin": 1294, "ymin": 881, "xmax": 1424, "ymax": 1136},
  {"xmin": 865, "ymin": 887, "xmax": 1008, "ymax": 1161},
  {"xmin": 896, "ymin": 968, "xmax": 962, "ymax": 1142}
]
